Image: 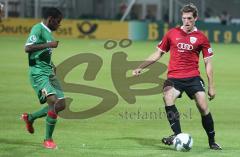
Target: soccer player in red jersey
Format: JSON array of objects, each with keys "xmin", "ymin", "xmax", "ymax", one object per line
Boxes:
[{"xmin": 133, "ymin": 3, "xmax": 221, "ymax": 150}]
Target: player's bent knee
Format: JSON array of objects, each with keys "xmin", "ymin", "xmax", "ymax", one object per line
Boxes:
[
  {"xmin": 197, "ymin": 104, "xmax": 209, "ymax": 115},
  {"xmin": 47, "ymin": 94, "xmax": 58, "ymax": 106},
  {"xmin": 163, "ymin": 96, "xmax": 174, "ymax": 106},
  {"xmin": 59, "ymin": 99, "xmax": 66, "ymax": 111},
  {"xmin": 201, "ymin": 108, "xmax": 209, "ymax": 115},
  {"xmin": 55, "ymin": 99, "xmax": 66, "ymax": 113}
]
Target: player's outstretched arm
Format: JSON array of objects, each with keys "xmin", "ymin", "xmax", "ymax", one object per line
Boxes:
[
  {"xmin": 132, "ymin": 49, "xmax": 165, "ymax": 76},
  {"xmin": 25, "ymin": 41, "xmax": 59, "ymax": 53},
  {"xmin": 204, "ymin": 57, "xmax": 215, "ymax": 100}
]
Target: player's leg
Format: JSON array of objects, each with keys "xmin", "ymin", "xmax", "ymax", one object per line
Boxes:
[
  {"xmin": 184, "ymin": 77, "xmax": 221, "ymax": 150},
  {"xmin": 163, "ymin": 86, "xmax": 182, "ymax": 135},
  {"xmin": 26, "ymin": 91, "xmax": 49, "ymax": 122},
  {"xmin": 162, "ymin": 79, "xmax": 182, "ymax": 145},
  {"xmin": 44, "ymin": 94, "xmax": 65, "ymax": 147},
  {"xmin": 43, "ymin": 75, "xmax": 66, "ymax": 149},
  {"xmin": 21, "ymin": 77, "xmax": 49, "ymax": 134},
  {"xmin": 194, "ymin": 91, "xmax": 222, "ymax": 150},
  {"xmin": 21, "ymin": 105, "xmax": 48, "ymax": 134},
  {"xmin": 43, "ymin": 93, "xmax": 65, "ymax": 149},
  {"xmin": 28, "ymin": 106, "xmax": 49, "ymax": 121}
]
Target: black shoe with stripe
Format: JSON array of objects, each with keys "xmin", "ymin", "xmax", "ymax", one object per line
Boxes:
[
  {"xmin": 209, "ymin": 142, "xmax": 222, "ymax": 150},
  {"xmin": 162, "ymin": 134, "xmax": 176, "ymax": 145}
]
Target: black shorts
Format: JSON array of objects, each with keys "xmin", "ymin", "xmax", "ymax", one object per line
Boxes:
[{"xmin": 163, "ymin": 76, "xmax": 205, "ymax": 99}]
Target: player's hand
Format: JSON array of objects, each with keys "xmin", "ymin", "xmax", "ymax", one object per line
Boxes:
[
  {"xmin": 47, "ymin": 41, "xmax": 59, "ymax": 48},
  {"xmin": 132, "ymin": 68, "xmax": 142, "ymax": 76},
  {"xmin": 208, "ymin": 86, "xmax": 215, "ymax": 101}
]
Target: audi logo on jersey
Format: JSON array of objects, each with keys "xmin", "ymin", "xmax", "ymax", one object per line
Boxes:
[{"xmin": 177, "ymin": 43, "xmax": 193, "ymax": 51}]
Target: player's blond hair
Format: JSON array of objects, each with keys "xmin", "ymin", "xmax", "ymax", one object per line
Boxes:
[{"xmin": 181, "ymin": 3, "xmax": 198, "ymax": 18}]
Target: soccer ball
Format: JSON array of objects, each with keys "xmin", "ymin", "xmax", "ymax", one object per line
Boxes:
[{"xmin": 173, "ymin": 133, "xmax": 193, "ymax": 151}]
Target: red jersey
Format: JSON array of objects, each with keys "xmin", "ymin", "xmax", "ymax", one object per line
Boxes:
[{"xmin": 157, "ymin": 27, "xmax": 213, "ymax": 78}]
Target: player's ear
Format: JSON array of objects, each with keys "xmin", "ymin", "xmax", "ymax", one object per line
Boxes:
[
  {"xmin": 47, "ymin": 16, "xmax": 55, "ymax": 23},
  {"xmin": 45, "ymin": 16, "xmax": 51, "ymax": 23}
]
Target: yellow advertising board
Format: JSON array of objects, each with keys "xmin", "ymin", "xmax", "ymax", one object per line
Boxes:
[
  {"xmin": 0, "ymin": 18, "xmax": 38, "ymax": 35},
  {"xmin": 0, "ymin": 18, "xmax": 128, "ymax": 39}
]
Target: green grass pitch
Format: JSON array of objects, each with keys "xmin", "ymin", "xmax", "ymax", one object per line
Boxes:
[{"xmin": 0, "ymin": 35, "xmax": 239, "ymax": 157}]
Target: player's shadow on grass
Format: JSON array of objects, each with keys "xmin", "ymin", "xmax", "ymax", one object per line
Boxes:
[
  {"xmin": 0, "ymin": 138, "xmax": 41, "ymax": 147},
  {"xmin": 109, "ymin": 137, "xmax": 173, "ymax": 150},
  {"xmin": 0, "ymin": 138, "xmax": 42, "ymax": 156}
]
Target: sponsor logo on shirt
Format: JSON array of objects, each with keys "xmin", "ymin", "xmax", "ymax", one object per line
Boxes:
[{"xmin": 177, "ymin": 42, "xmax": 194, "ymax": 51}]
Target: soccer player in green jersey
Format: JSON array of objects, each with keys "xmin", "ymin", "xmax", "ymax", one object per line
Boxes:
[{"xmin": 21, "ymin": 7, "xmax": 65, "ymax": 149}]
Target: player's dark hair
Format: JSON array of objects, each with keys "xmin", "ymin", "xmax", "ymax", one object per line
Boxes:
[
  {"xmin": 181, "ymin": 3, "xmax": 198, "ymax": 18},
  {"xmin": 43, "ymin": 7, "xmax": 62, "ymax": 19}
]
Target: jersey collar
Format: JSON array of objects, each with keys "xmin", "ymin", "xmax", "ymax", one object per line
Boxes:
[
  {"xmin": 41, "ymin": 22, "xmax": 51, "ymax": 33},
  {"xmin": 180, "ymin": 26, "xmax": 197, "ymax": 34}
]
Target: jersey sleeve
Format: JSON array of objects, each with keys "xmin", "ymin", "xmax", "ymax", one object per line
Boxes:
[
  {"xmin": 25, "ymin": 25, "xmax": 41, "ymax": 46},
  {"xmin": 157, "ymin": 31, "xmax": 171, "ymax": 53},
  {"xmin": 201, "ymin": 35, "xmax": 213, "ymax": 59}
]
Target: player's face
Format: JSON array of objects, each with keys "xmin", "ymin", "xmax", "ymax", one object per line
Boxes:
[
  {"xmin": 181, "ymin": 12, "xmax": 197, "ymax": 32},
  {"xmin": 48, "ymin": 16, "xmax": 62, "ymax": 31}
]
